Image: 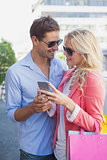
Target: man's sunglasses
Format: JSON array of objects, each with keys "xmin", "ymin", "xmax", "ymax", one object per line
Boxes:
[
  {"xmin": 41, "ymin": 39, "xmax": 63, "ymax": 48},
  {"xmin": 63, "ymin": 46, "xmax": 75, "ymax": 56}
]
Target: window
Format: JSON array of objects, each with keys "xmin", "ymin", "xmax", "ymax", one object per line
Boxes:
[{"xmin": 44, "ymin": 0, "xmax": 107, "ymax": 6}]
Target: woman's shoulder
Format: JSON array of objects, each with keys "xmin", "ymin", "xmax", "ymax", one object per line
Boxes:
[
  {"xmin": 87, "ymin": 72, "xmax": 103, "ymax": 80},
  {"xmin": 84, "ymin": 72, "xmax": 105, "ymax": 97},
  {"xmin": 86, "ymin": 72, "xmax": 104, "ymax": 86}
]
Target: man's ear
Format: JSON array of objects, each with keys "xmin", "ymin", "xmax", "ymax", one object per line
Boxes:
[{"xmin": 32, "ymin": 36, "xmax": 39, "ymax": 46}]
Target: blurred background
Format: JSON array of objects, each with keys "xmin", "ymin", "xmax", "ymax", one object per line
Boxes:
[{"xmin": 0, "ymin": 0, "xmax": 107, "ymax": 159}]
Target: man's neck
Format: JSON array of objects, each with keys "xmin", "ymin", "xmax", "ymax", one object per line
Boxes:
[{"xmin": 31, "ymin": 50, "xmax": 50, "ymax": 78}]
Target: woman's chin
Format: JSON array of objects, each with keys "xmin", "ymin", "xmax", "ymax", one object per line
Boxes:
[{"xmin": 67, "ymin": 63, "xmax": 74, "ymax": 68}]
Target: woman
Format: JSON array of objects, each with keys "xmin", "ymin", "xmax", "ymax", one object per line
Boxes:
[{"xmin": 39, "ymin": 29, "xmax": 105, "ymax": 160}]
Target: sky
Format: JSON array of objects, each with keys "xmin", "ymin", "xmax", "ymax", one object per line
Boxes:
[{"xmin": 0, "ymin": 0, "xmax": 35, "ymax": 53}]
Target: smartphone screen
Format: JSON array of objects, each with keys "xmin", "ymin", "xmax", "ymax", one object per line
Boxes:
[{"xmin": 38, "ymin": 81, "xmax": 50, "ymax": 92}]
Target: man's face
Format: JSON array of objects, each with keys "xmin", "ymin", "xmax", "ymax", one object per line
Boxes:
[{"xmin": 36, "ymin": 31, "xmax": 60, "ymax": 59}]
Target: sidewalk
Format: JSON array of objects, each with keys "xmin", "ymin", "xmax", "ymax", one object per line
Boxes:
[{"xmin": 0, "ymin": 99, "xmax": 19, "ymax": 160}]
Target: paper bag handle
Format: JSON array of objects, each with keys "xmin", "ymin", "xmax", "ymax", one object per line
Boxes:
[{"xmin": 80, "ymin": 120, "xmax": 100, "ymax": 135}]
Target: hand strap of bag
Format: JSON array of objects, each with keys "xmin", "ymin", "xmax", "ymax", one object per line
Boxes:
[{"xmin": 80, "ymin": 120, "xmax": 100, "ymax": 135}]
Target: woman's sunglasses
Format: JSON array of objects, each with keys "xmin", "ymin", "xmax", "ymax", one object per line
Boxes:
[
  {"xmin": 63, "ymin": 46, "xmax": 75, "ymax": 56},
  {"xmin": 41, "ymin": 39, "xmax": 63, "ymax": 48}
]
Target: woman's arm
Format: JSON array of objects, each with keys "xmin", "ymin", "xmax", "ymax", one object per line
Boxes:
[{"xmin": 73, "ymin": 74, "xmax": 105, "ymax": 132}]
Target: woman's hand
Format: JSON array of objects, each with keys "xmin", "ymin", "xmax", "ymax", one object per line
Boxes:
[{"xmin": 39, "ymin": 82, "xmax": 76, "ymax": 113}]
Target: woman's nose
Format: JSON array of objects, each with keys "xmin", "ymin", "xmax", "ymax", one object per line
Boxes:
[{"xmin": 63, "ymin": 50, "xmax": 67, "ymax": 56}]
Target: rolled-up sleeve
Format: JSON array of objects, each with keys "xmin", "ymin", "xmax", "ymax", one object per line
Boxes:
[
  {"xmin": 47, "ymin": 103, "xmax": 56, "ymax": 117},
  {"xmin": 66, "ymin": 104, "xmax": 80, "ymax": 122},
  {"xmin": 5, "ymin": 68, "xmax": 22, "ymax": 122}
]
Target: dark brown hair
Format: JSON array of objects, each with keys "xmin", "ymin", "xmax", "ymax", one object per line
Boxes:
[{"xmin": 30, "ymin": 16, "xmax": 60, "ymax": 40}]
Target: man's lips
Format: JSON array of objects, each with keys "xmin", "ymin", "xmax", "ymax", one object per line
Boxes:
[{"xmin": 48, "ymin": 50, "xmax": 55, "ymax": 55}]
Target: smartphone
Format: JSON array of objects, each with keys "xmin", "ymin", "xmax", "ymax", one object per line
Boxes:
[{"xmin": 37, "ymin": 81, "xmax": 50, "ymax": 92}]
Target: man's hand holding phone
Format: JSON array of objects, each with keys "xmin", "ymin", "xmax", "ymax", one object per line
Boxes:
[{"xmin": 31, "ymin": 82, "xmax": 52, "ymax": 113}]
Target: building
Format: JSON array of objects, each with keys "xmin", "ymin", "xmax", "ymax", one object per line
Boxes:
[{"xmin": 32, "ymin": 0, "xmax": 107, "ymax": 68}]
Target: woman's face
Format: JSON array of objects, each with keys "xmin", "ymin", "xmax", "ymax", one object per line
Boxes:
[{"xmin": 64, "ymin": 38, "xmax": 83, "ymax": 68}]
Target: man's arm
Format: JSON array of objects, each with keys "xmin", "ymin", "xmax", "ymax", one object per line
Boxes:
[
  {"xmin": 5, "ymin": 68, "xmax": 52, "ymax": 122},
  {"xmin": 14, "ymin": 94, "xmax": 52, "ymax": 121}
]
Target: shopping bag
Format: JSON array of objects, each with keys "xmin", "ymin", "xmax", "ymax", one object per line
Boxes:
[
  {"xmin": 101, "ymin": 113, "xmax": 107, "ymax": 133},
  {"xmin": 67, "ymin": 121, "xmax": 107, "ymax": 160}
]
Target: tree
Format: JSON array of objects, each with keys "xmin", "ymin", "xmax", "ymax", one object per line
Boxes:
[
  {"xmin": 55, "ymin": 52, "xmax": 66, "ymax": 62},
  {"xmin": 57, "ymin": 54, "xmax": 66, "ymax": 61},
  {"xmin": 0, "ymin": 39, "xmax": 16, "ymax": 85}
]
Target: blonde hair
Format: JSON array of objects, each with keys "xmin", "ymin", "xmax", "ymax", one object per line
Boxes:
[{"xmin": 65, "ymin": 29, "xmax": 104, "ymax": 92}]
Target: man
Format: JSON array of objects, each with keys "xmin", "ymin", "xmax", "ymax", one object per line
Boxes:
[{"xmin": 5, "ymin": 16, "xmax": 67, "ymax": 160}]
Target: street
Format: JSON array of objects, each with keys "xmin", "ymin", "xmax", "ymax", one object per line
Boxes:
[{"xmin": 0, "ymin": 99, "xmax": 19, "ymax": 160}]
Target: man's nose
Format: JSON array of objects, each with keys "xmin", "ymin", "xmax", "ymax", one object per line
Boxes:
[{"xmin": 52, "ymin": 43, "xmax": 58, "ymax": 50}]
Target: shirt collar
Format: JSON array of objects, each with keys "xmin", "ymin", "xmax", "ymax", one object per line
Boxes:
[
  {"xmin": 19, "ymin": 50, "xmax": 57, "ymax": 71},
  {"xmin": 19, "ymin": 51, "xmax": 38, "ymax": 70}
]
